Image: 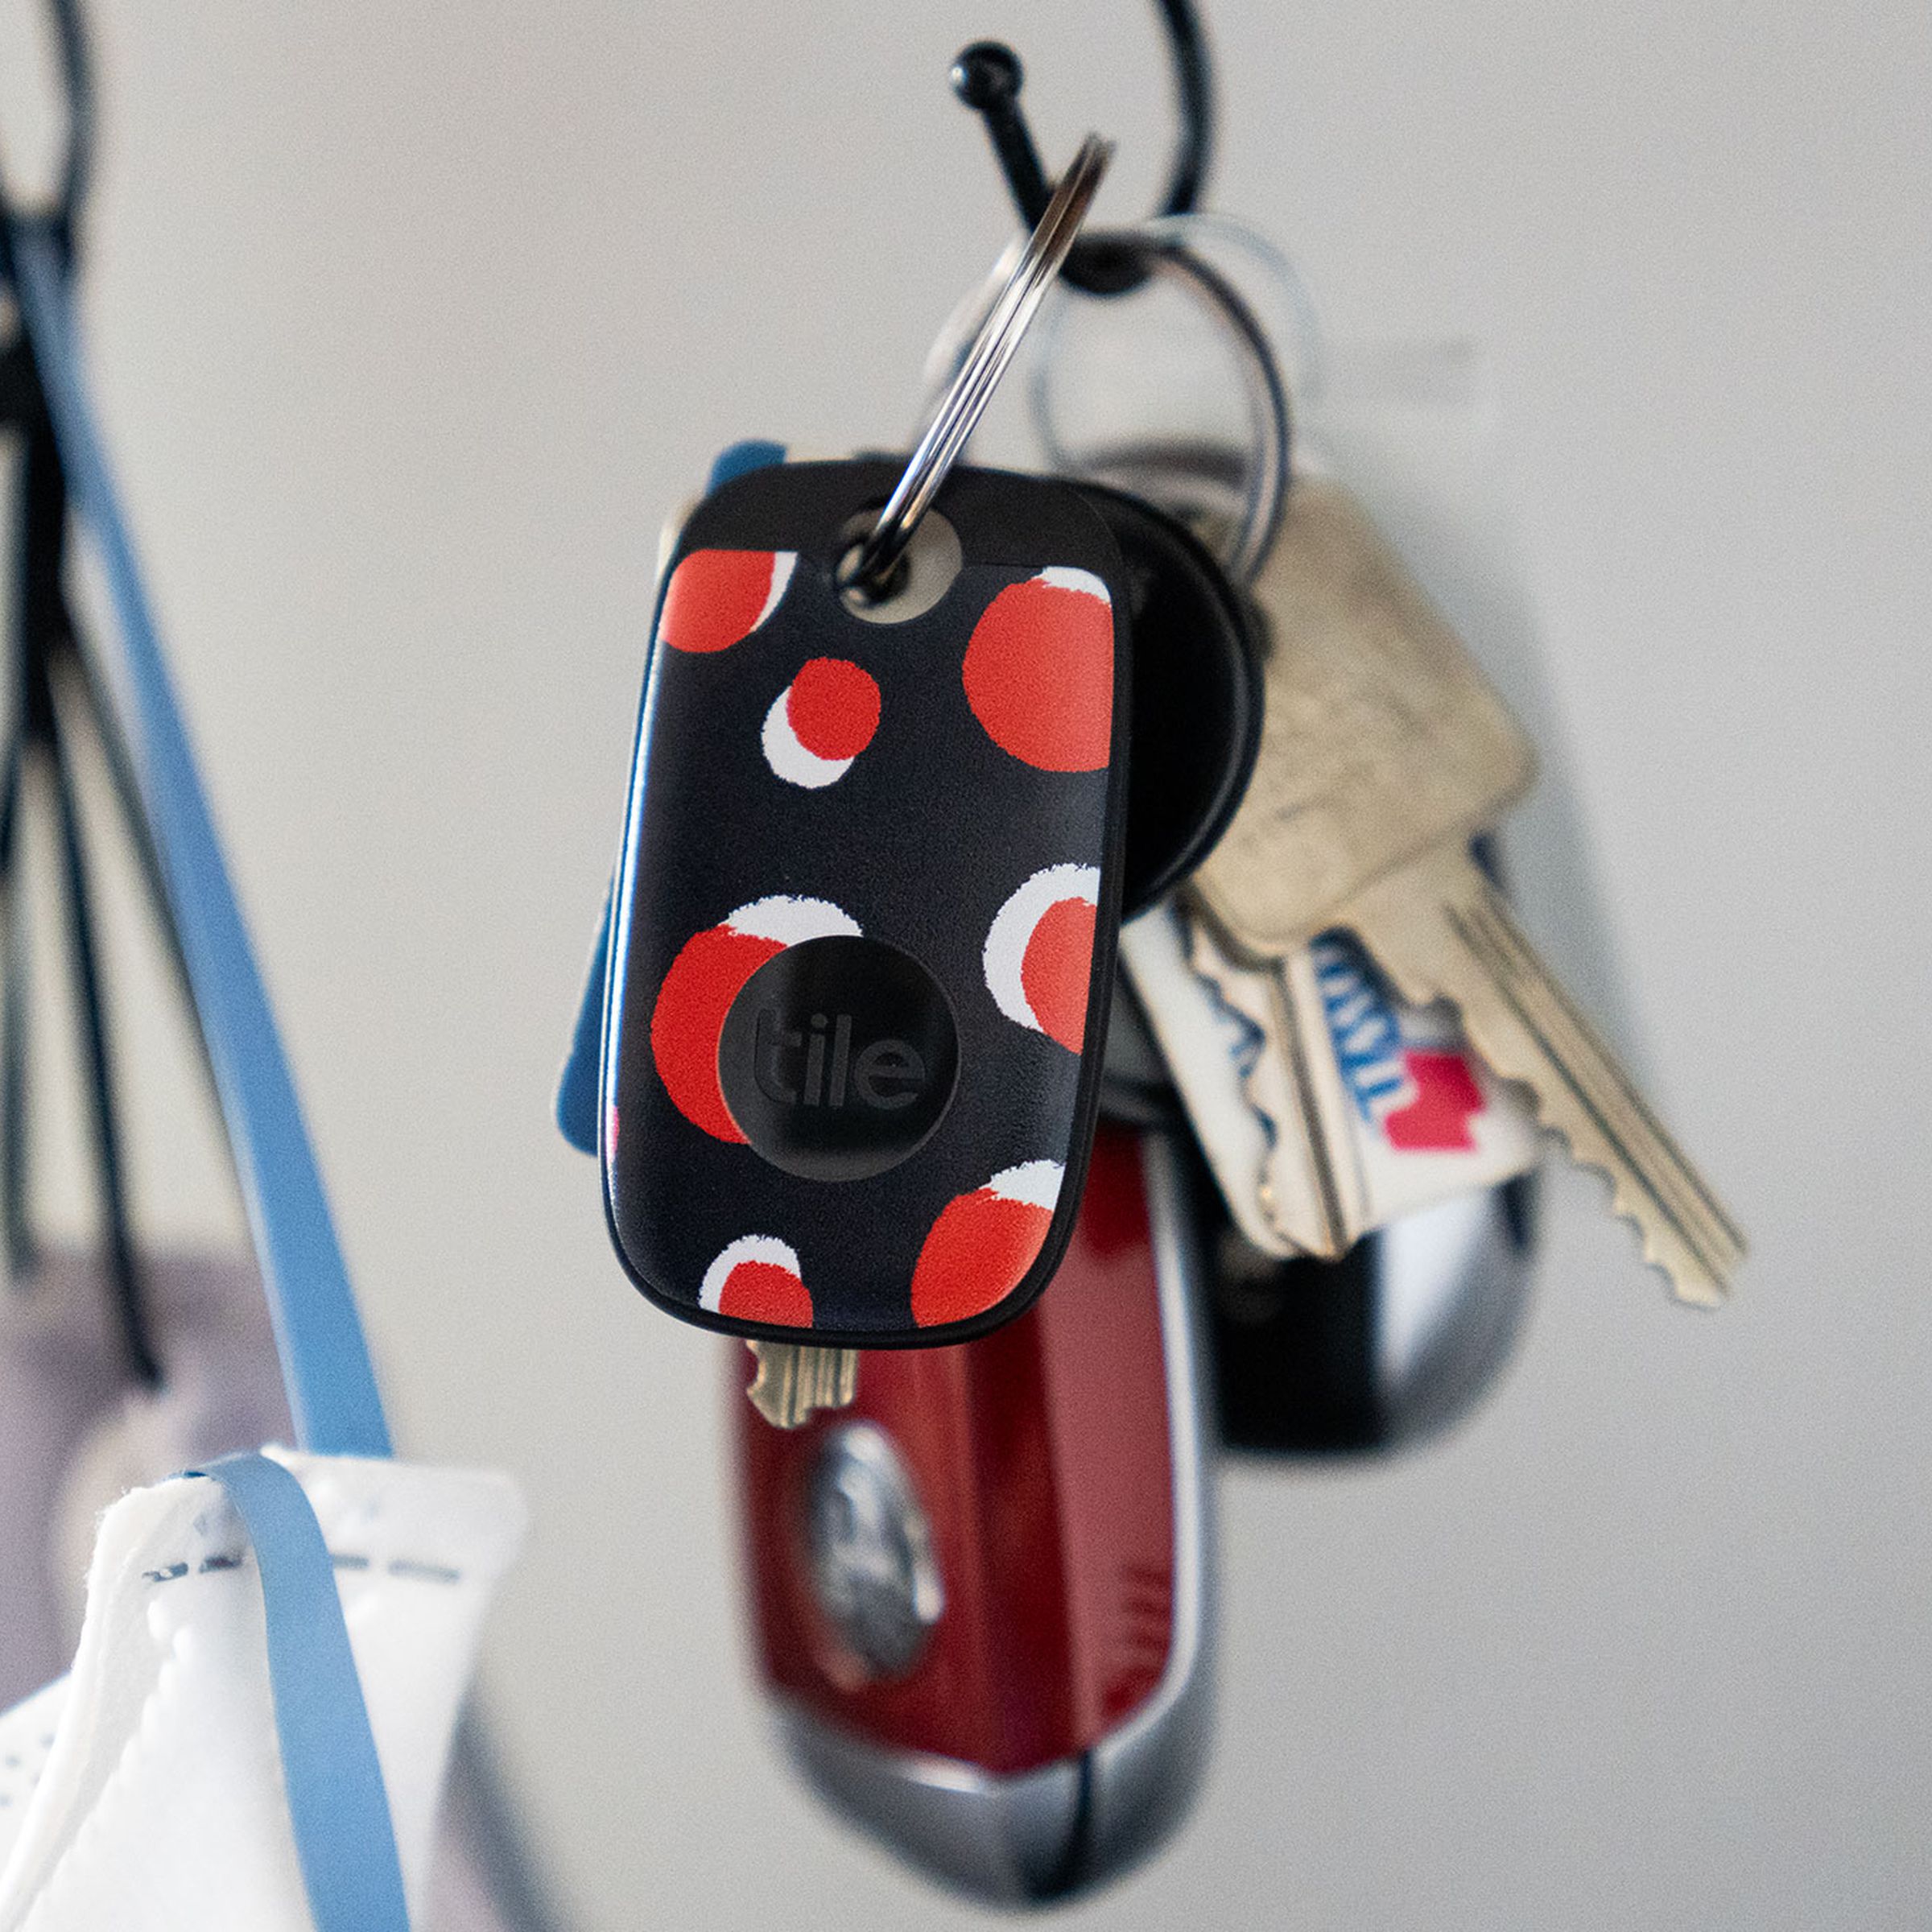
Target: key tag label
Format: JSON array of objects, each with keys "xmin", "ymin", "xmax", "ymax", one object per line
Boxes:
[{"xmin": 601, "ymin": 456, "xmax": 1133, "ymax": 1345}]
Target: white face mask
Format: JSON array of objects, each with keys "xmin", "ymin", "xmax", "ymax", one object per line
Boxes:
[
  {"xmin": 0, "ymin": 1443, "xmax": 526, "ymax": 1932},
  {"xmin": 0, "ymin": 1251, "xmax": 553, "ymax": 1932}
]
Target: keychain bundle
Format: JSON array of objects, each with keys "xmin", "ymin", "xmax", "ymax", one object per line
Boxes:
[
  {"xmin": 564, "ymin": 56, "xmax": 1742, "ymax": 1374},
  {"xmin": 553, "ymin": 0, "xmax": 1746, "ymax": 1906}
]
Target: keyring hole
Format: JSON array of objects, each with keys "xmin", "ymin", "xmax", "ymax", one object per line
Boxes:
[
  {"xmin": 837, "ymin": 547, "xmax": 910, "ymax": 608},
  {"xmin": 838, "ymin": 510, "xmax": 964, "ymax": 625}
]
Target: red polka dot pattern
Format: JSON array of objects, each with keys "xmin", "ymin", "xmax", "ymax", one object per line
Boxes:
[
  {"xmin": 911, "ymin": 1190, "xmax": 1055, "ymax": 1327},
  {"xmin": 660, "ymin": 549, "xmax": 790, "ymax": 654},
  {"xmin": 787, "ymin": 658, "xmax": 881, "ymax": 762},
  {"xmin": 649, "ymin": 926, "xmax": 784, "ymax": 1141},
  {"xmin": 716, "ymin": 1258, "xmax": 813, "ymax": 1327},
  {"xmin": 1019, "ymin": 897, "xmax": 1096, "ymax": 1054},
  {"xmin": 962, "ymin": 573, "xmax": 1113, "ymax": 771}
]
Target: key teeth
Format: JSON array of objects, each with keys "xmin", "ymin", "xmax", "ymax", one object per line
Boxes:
[
  {"xmin": 745, "ymin": 1348, "xmax": 797, "ymax": 1429},
  {"xmin": 1402, "ymin": 864, "xmax": 1747, "ymax": 1308},
  {"xmin": 1185, "ymin": 928, "xmax": 1308, "ymax": 1251},
  {"xmin": 1511, "ymin": 1080, "xmax": 1743, "ymax": 1306}
]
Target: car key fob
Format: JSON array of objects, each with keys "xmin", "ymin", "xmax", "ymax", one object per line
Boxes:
[
  {"xmin": 601, "ymin": 458, "xmax": 1133, "ymax": 1346},
  {"xmin": 1207, "ymin": 1166, "xmax": 1537, "ymax": 1453},
  {"xmin": 734, "ymin": 1125, "xmax": 1213, "ymax": 1904}
]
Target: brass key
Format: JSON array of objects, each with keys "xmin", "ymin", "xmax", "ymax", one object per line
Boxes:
[
  {"xmin": 1194, "ymin": 477, "xmax": 1536, "ymax": 953},
  {"xmin": 1339, "ymin": 848, "xmax": 1742, "ymax": 1303},
  {"xmin": 1194, "ymin": 476, "xmax": 1744, "ymax": 1304},
  {"xmin": 745, "ymin": 1343, "xmax": 858, "ymax": 1428}
]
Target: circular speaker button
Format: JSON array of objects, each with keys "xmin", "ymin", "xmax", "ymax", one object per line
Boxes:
[{"xmin": 718, "ymin": 935, "xmax": 960, "ymax": 1182}]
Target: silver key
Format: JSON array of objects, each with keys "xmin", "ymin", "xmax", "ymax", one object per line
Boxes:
[
  {"xmin": 1183, "ymin": 916, "xmax": 1367, "ymax": 1258},
  {"xmin": 1118, "ymin": 902, "xmax": 1295, "ymax": 1257},
  {"xmin": 1186, "ymin": 906, "xmax": 1541, "ymax": 1259},
  {"xmin": 745, "ymin": 1343, "xmax": 858, "ymax": 1428}
]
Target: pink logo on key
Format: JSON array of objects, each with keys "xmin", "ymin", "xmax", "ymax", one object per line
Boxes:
[{"xmin": 1381, "ymin": 1051, "xmax": 1485, "ymax": 1152}]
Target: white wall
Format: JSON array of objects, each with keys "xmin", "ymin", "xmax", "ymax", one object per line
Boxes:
[{"xmin": 0, "ymin": 2, "xmax": 1926, "ymax": 1926}]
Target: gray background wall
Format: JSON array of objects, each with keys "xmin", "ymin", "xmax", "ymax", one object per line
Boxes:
[{"xmin": 0, "ymin": 2, "xmax": 1926, "ymax": 1927}]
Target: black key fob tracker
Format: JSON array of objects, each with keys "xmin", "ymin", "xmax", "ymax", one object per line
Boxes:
[{"xmin": 601, "ymin": 460, "xmax": 1132, "ymax": 1345}]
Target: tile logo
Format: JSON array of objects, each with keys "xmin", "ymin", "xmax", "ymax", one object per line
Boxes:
[{"xmin": 718, "ymin": 935, "xmax": 960, "ymax": 1183}]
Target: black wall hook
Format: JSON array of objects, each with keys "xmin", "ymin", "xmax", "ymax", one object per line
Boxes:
[{"xmin": 952, "ymin": 0, "xmax": 1214, "ymax": 297}]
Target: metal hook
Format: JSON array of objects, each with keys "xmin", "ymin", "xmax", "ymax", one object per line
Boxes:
[
  {"xmin": 839, "ymin": 134, "xmax": 1112, "ymax": 603},
  {"xmin": 952, "ymin": 0, "xmax": 1213, "ymax": 298}
]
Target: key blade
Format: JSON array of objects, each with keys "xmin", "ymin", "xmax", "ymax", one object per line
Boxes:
[
  {"xmin": 1187, "ymin": 923, "xmax": 1365, "ymax": 1259},
  {"xmin": 746, "ymin": 1342, "xmax": 859, "ymax": 1428},
  {"xmin": 1119, "ymin": 906, "xmax": 1298, "ymax": 1259},
  {"xmin": 1348, "ymin": 850, "xmax": 1745, "ymax": 1304}
]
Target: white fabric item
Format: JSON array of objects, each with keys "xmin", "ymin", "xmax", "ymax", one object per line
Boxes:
[{"xmin": 0, "ymin": 1447, "xmax": 525, "ymax": 1930}]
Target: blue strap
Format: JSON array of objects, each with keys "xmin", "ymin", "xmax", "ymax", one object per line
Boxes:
[
  {"xmin": 554, "ymin": 883, "xmax": 609, "ymax": 1156},
  {"xmin": 193, "ymin": 1453, "xmax": 411, "ymax": 1932},
  {"xmin": 553, "ymin": 438, "xmax": 786, "ymax": 1157},
  {"xmin": 7, "ymin": 217, "xmax": 390, "ymax": 1459},
  {"xmin": 707, "ymin": 438, "xmax": 787, "ymax": 488}
]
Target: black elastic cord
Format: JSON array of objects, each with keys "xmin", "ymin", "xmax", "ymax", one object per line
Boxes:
[
  {"xmin": 47, "ymin": 0, "xmax": 95, "ymax": 260},
  {"xmin": 0, "ymin": 32, "xmax": 162, "ymax": 1379},
  {"xmin": 0, "ymin": 732, "xmax": 31, "ymax": 1281},
  {"xmin": 48, "ymin": 668, "xmax": 157, "ymax": 1382},
  {"xmin": 952, "ymin": 0, "xmax": 1215, "ymax": 297},
  {"xmin": 0, "ymin": 394, "xmax": 52, "ymax": 1287},
  {"xmin": 14, "ymin": 420, "xmax": 159, "ymax": 1382},
  {"xmin": 50, "ymin": 633, "xmax": 204, "ymax": 1039}
]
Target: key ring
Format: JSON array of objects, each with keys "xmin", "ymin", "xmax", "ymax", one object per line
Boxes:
[
  {"xmin": 1029, "ymin": 229, "xmax": 1291, "ymax": 582},
  {"xmin": 919, "ymin": 221, "xmax": 1291, "ymax": 583},
  {"xmin": 840, "ymin": 134, "xmax": 1112, "ymax": 603}
]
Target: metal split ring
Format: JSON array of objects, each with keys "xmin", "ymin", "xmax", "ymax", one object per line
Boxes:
[
  {"xmin": 1028, "ymin": 228, "xmax": 1292, "ymax": 583},
  {"xmin": 919, "ymin": 217, "xmax": 1294, "ymax": 584},
  {"xmin": 840, "ymin": 134, "xmax": 1113, "ymax": 602}
]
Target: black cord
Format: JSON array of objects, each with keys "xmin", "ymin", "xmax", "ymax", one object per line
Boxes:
[
  {"xmin": 0, "ymin": 732, "xmax": 32, "ymax": 1281},
  {"xmin": 0, "ymin": 50, "xmax": 166, "ymax": 1379},
  {"xmin": 12, "ymin": 418, "xmax": 159, "ymax": 1383},
  {"xmin": 952, "ymin": 0, "xmax": 1216, "ymax": 296},
  {"xmin": 47, "ymin": 0, "xmax": 96, "ymax": 258},
  {"xmin": 1151, "ymin": 0, "xmax": 1212, "ymax": 219},
  {"xmin": 50, "ymin": 636, "xmax": 204, "ymax": 1039},
  {"xmin": 47, "ymin": 667, "xmax": 158, "ymax": 1384},
  {"xmin": 0, "ymin": 392, "xmax": 51, "ymax": 1286}
]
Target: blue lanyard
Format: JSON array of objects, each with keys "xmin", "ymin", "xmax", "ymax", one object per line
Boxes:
[
  {"xmin": 5, "ymin": 212, "xmax": 411, "ymax": 1930},
  {"xmin": 6, "ymin": 217, "xmax": 390, "ymax": 1461},
  {"xmin": 193, "ymin": 1452, "xmax": 413, "ymax": 1931}
]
